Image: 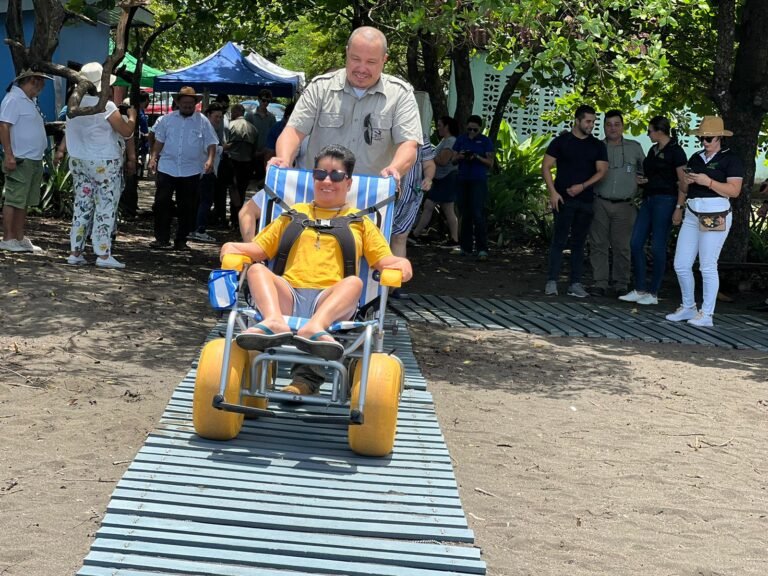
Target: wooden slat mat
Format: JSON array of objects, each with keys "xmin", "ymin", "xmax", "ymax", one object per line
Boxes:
[
  {"xmin": 389, "ymin": 294, "xmax": 768, "ymax": 351},
  {"xmin": 77, "ymin": 323, "xmax": 485, "ymax": 575}
]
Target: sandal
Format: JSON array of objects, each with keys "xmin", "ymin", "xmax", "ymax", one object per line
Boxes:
[
  {"xmin": 293, "ymin": 331, "xmax": 344, "ymax": 361},
  {"xmin": 236, "ymin": 323, "xmax": 293, "ymax": 350}
]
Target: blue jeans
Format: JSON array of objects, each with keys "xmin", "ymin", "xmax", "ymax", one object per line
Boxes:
[
  {"xmin": 457, "ymin": 179, "xmax": 488, "ymax": 252},
  {"xmin": 547, "ymin": 199, "xmax": 594, "ymax": 284},
  {"xmin": 630, "ymin": 194, "xmax": 677, "ymax": 295}
]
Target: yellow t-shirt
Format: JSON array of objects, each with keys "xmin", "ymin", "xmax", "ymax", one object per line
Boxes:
[{"xmin": 254, "ymin": 203, "xmax": 392, "ymax": 289}]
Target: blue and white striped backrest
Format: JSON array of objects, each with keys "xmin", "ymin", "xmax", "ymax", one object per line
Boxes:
[{"xmin": 259, "ymin": 165, "xmax": 397, "ymax": 308}]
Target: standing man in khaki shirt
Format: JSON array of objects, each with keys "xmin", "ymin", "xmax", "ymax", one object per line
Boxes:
[
  {"xmin": 271, "ymin": 26, "xmax": 422, "ymax": 186},
  {"xmin": 589, "ymin": 110, "xmax": 645, "ymax": 296}
]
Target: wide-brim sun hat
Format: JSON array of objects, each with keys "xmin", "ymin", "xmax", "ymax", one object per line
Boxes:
[
  {"xmin": 693, "ymin": 115, "xmax": 733, "ymax": 137},
  {"xmin": 80, "ymin": 61, "xmax": 116, "ymax": 92},
  {"xmin": 13, "ymin": 69, "xmax": 53, "ymax": 83},
  {"xmin": 175, "ymin": 86, "xmax": 201, "ymax": 102}
]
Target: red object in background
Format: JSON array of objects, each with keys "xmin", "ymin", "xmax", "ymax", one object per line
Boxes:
[{"xmin": 145, "ymin": 90, "xmax": 202, "ymax": 115}]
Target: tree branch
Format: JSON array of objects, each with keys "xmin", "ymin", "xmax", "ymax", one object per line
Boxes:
[
  {"xmin": 5, "ymin": 0, "xmax": 28, "ymax": 71},
  {"xmin": 67, "ymin": 0, "xmax": 145, "ymax": 118}
]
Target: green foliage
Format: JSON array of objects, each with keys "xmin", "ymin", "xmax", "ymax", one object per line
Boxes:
[
  {"xmin": 275, "ymin": 16, "xmax": 346, "ymax": 81},
  {"xmin": 487, "ymin": 121, "xmax": 552, "ymax": 246},
  {"xmin": 39, "ymin": 152, "xmax": 74, "ymax": 218},
  {"xmin": 748, "ymin": 208, "xmax": 768, "ymax": 263}
]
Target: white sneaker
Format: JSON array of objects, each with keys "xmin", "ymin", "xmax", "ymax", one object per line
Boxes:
[
  {"xmin": 17, "ymin": 237, "xmax": 44, "ymax": 253},
  {"xmin": 66, "ymin": 254, "xmax": 88, "ymax": 266},
  {"xmin": 96, "ymin": 255, "xmax": 125, "ymax": 269},
  {"xmin": 665, "ymin": 306, "xmax": 698, "ymax": 322},
  {"xmin": 0, "ymin": 239, "xmax": 25, "ymax": 252},
  {"xmin": 567, "ymin": 283, "xmax": 589, "ymax": 298},
  {"xmin": 687, "ymin": 312, "xmax": 714, "ymax": 327},
  {"xmin": 545, "ymin": 280, "xmax": 558, "ymax": 296},
  {"xmin": 618, "ymin": 290, "xmax": 643, "ymax": 302},
  {"xmin": 637, "ymin": 293, "xmax": 658, "ymax": 306}
]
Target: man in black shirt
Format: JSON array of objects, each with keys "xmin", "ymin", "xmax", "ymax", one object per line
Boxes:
[{"xmin": 542, "ymin": 104, "xmax": 608, "ymax": 297}]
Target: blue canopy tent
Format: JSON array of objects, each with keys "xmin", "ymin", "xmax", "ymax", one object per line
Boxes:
[{"xmin": 153, "ymin": 42, "xmax": 301, "ymax": 98}]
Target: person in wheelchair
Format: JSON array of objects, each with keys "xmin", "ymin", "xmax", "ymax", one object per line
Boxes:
[{"xmin": 219, "ymin": 144, "xmax": 413, "ymax": 394}]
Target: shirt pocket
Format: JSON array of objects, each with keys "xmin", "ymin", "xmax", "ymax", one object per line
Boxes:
[
  {"xmin": 186, "ymin": 129, "xmax": 203, "ymax": 146},
  {"xmin": 318, "ymin": 113, "xmax": 343, "ymax": 128},
  {"xmin": 370, "ymin": 114, "xmax": 392, "ymax": 130}
]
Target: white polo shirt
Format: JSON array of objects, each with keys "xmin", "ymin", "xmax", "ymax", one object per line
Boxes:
[
  {"xmin": 0, "ymin": 86, "xmax": 48, "ymax": 160},
  {"xmin": 154, "ymin": 111, "xmax": 218, "ymax": 177}
]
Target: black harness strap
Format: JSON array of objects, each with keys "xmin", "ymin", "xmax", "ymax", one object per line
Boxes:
[{"xmin": 263, "ymin": 181, "xmax": 396, "ymax": 280}]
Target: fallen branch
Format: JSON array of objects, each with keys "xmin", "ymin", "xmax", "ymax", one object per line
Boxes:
[
  {"xmin": 60, "ymin": 478, "xmax": 116, "ymax": 483},
  {"xmin": 474, "ymin": 487, "xmax": 499, "ymax": 498},
  {"xmin": 700, "ymin": 436, "xmax": 735, "ymax": 449},
  {"xmin": 0, "ymin": 365, "xmax": 30, "ymax": 382}
]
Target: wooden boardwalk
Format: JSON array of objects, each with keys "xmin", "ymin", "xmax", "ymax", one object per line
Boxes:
[
  {"xmin": 389, "ymin": 294, "xmax": 768, "ymax": 351},
  {"xmin": 77, "ymin": 326, "xmax": 485, "ymax": 575}
]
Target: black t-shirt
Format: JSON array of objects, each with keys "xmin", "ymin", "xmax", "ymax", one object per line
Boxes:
[
  {"xmin": 546, "ymin": 132, "xmax": 608, "ymax": 202},
  {"xmin": 686, "ymin": 148, "xmax": 744, "ymax": 199},
  {"xmin": 642, "ymin": 140, "xmax": 687, "ymax": 197}
]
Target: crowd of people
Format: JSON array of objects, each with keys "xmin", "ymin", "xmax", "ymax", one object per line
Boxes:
[
  {"xmin": 541, "ymin": 105, "xmax": 744, "ymax": 327},
  {"xmin": 0, "ymin": 26, "xmax": 763, "ymax": 337}
]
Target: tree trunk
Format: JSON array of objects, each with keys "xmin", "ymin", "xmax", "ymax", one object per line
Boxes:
[
  {"xmin": 487, "ymin": 62, "xmax": 530, "ymax": 146},
  {"xmin": 720, "ymin": 109, "xmax": 763, "ymax": 262},
  {"xmin": 5, "ymin": 0, "xmax": 26, "ymax": 71},
  {"xmin": 420, "ymin": 31, "xmax": 447, "ymax": 121},
  {"xmin": 717, "ymin": 0, "xmax": 768, "ymax": 262},
  {"xmin": 406, "ymin": 35, "xmax": 422, "ymax": 91},
  {"xmin": 451, "ymin": 40, "xmax": 473, "ymax": 130}
]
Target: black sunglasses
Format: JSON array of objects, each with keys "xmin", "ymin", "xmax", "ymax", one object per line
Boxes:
[
  {"xmin": 699, "ymin": 136, "xmax": 717, "ymax": 143},
  {"xmin": 467, "ymin": 127, "xmax": 480, "ymax": 133},
  {"xmin": 312, "ymin": 168, "xmax": 348, "ymax": 183}
]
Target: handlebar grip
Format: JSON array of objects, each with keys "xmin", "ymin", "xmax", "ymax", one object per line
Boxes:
[
  {"xmin": 380, "ymin": 268, "xmax": 403, "ymax": 288},
  {"xmin": 221, "ymin": 253, "xmax": 252, "ymax": 272}
]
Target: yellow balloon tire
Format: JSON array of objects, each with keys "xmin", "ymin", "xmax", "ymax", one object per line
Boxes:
[
  {"xmin": 193, "ymin": 338, "xmax": 247, "ymax": 440},
  {"xmin": 348, "ymin": 353, "xmax": 403, "ymax": 457}
]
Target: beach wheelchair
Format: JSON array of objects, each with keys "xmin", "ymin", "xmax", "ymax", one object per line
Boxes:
[{"xmin": 192, "ymin": 165, "xmax": 405, "ymax": 457}]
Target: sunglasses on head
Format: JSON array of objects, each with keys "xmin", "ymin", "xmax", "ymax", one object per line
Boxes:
[
  {"xmin": 699, "ymin": 136, "xmax": 717, "ymax": 143},
  {"xmin": 312, "ymin": 168, "xmax": 348, "ymax": 183},
  {"xmin": 467, "ymin": 127, "xmax": 480, "ymax": 133}
]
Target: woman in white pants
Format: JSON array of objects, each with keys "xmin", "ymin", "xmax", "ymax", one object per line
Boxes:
[
  {"xmin": 56, "ymin": 62, "xmax": 136, "ymax": 269},
  {"xmin": 665, "ymin": 116, "xmax": 743, "ymax": 327}
]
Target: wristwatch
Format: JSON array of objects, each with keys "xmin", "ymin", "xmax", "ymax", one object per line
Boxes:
[{"xmin": 675, "ymin": 204, "xmax": 684, "ymax": 209}]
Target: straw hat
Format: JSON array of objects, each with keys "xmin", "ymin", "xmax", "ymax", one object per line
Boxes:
[
  {"xmin": 175, "ymin": 86, "xmax": 201, "ymax": 102},
  {"xmin": 13, "ymin": 69, "xmax": 53, "ymax": 83},
  {"xmin": 80, "ymin": 62, "xmax": 116, "ymax": 92},
  {"xmin": 693, "ymin": 116, "xmax": 733, "ymax": 137}
]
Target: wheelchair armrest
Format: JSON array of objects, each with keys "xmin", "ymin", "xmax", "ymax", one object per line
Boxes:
[{"xmin": 221, "ymin": 253, "xmax": 253, "ymax": 272}]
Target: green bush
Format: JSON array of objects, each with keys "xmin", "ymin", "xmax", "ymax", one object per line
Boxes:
[
  {"xmin": 38, "ymin": 151, "xmax": 74, "ymax": 218},
  {"xmin": 488, "ymin": 121, "xmax": 552, "ymax": 247}
]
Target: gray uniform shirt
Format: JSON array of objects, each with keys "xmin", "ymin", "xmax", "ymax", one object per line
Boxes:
[
  {"xmin": 288, "ymin": 69, "xmax": 422, "ymax": 175},
  {"xmin": 594, "ymin": 138, "xmax": 645, "ymax": 200}
]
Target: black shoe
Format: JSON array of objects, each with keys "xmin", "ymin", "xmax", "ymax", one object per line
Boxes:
[
  {"xmin": 590, "ymin": 286, "xmax": 607, "ymax": 297},
  {"xmin": 390, "ymin": 288, "xmax": 409, "ymax": 300},
  {"xmin": 149, "ymin": 240, "xmax": 171, "ymax": 250},
  {"xmin": 173, "ymin": 242, "xmax": 192, "ymax": 251},
  {"xmin": 442, "ymin": 239, "xmax": 460, "ymax": 248}
]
